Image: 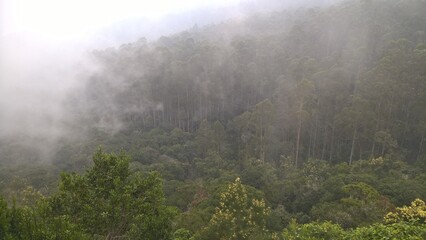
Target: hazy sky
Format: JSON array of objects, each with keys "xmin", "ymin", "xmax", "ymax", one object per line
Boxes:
[
  {"xmin": 0, "ymin": 0, "xmax": 335, "ymax": 159},
  {"xmin": 0, "ymin": 0, "xmax": 250, "ymax": 144},
  {"xmin": 1, "ymin": 0, "xmax": 246, "ymax": 38}
]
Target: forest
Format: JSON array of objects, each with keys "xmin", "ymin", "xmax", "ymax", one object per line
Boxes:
[{"xmin": 1, "ymin": 0, "xmax": 426, "ymax": 239}]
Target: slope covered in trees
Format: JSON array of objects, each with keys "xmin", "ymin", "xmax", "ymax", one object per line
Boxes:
[
  {"xmin": 0, "ymin": 0, "xmax": 426, "ymax": 239},
  {"xmin": 75, "ymin": 0, "xmax": 426, "ymax": 165},
  {"xmin": 1, "ymin": 149, "xmax": 426, "ymax": 239}
]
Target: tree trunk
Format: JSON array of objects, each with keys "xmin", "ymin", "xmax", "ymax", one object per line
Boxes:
[
  {"xmin": 177, "ymin": 95, "xmax": 181, "ymax": 129},
  {"xmin": 401, "ymin": 108, "xmax": 411, "ymax": 147},
  {"xmin": 308, "ymin": 122, "xmax": 313, "ymax": 159},
  {"xmin": 321, "ymin": 126, "xmax": 328, "ymax": 161},
  {"xmin": 370, "ymin": 139, "xmax": 376, "ymax": 159},
  {"xmin": 312, "ymin": 110, "xmax": 319, "ymax": 159},
  {"xmin": 370, "ymin": 104, "xmax": 381, "ymax": 159},
  {"xmin": 328, "ymin": 122, "xmax": 335, "ymax": 163},
  {"xmin": 418, "ymin": 134, "xmax": 424, "ymax": 161},
  {"xmin": 186, "ymin": 86, "xmax": 190, "ymax": 132},
  {"xmin": 349, "ymin": 128, "xmax": 357, "ymax": 165},
  {"xmin": 295, "ymin": 101, "xmax": 304, "ymax": 167}
]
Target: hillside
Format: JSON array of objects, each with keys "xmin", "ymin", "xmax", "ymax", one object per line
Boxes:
[{"xmin": 1, "ymin": 0, "xmax": 426, "ymax": 239}]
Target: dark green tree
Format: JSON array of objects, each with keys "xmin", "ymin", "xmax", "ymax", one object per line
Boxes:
[{"xmin": 49, "ymin": 148, "xmax": 176, "ymax": 239}]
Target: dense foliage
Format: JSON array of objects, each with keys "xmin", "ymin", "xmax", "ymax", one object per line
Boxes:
[
  {"xmin": 0, "ymin": 150, "xmax": 175, "ymax": 239},
  {"xmin": 74, "ymin": 0, "xmax": 426, "ymax": 167},
  {"xmin": 0, "ymin": 0, "xmax": 425, "ymax": 238}
]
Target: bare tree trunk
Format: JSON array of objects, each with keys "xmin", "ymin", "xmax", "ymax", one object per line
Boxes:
[
  {"xmin": 418, "ymin": 134, "xmax": 424, "ymax": 161},
  {"xmin": 177, "ymin": 95, "xmax": 181, "ymax": 129},
  {"xmin": 349, "ymin": 129, "xmax": 357, "ymax": 165},
  {"xmin": 370, "ymin": 103, "xmax": 381, "ymax": 159},
  {"xmin": 312, "ymin": 110, "xmax": 319, "ymax": 159},
  {"xmin": 308, "ymin": 122, "xmax": 313, "ymax": 159},
  {"xmin": 371, "ymin": 138, "xmax": 376, "ymax": 159},
  {"xmin": 381, "ymin": 142, "xmax": 386, "ymax": 157},
  {"xmin": 169, "ymin": 103, "xmax": 172, "ymax": 127},
  {"xmin": 186, "ymin": 86, "xmax": 190, "ymax": 132},
  {"xmin": 321, "ymin": 126, "xmax": 328, "ymax": 161},
  {"xmin": 329, "ymin": 122, "xmax": 335, "ymax": 162},
  {"xmin": 260, "ymin": 126, "xmax": 265, "ymax": 162},
  {"xmin": 401, "ymin": 108, "xmax": 411, "ymax": 147},
  {"xmin": 295, "ymin": 101, "xmax": 304, "ymax": 167}
]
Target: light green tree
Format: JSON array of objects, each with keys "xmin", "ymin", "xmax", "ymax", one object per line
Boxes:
[
  {"xmin": 385, "ymin": 198, "xmax": 426, "ymax": 224},
  {"xmin": 197, "ymin": 178, "xmax": 270, "ymax": 240}
]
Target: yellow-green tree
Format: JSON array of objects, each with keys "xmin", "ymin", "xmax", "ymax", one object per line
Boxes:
[
  {"xmin": 385, "ymin": 199, "xmax": 426, "ymax": 224},
  {"xmin": 197, "ymin": 178, "xmax": 270, "ymax": 240}
]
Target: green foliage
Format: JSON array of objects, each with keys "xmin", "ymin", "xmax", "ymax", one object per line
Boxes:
[
  {"xmin": 173, "ymin": 228, "xmax": 193, "ymax": 240},
  {"xmin": 196, "ymin": 178, "xmax": 270, "ymax": 240},
  {"xmin": 282, "ymin": 220, "xmax": 345, "ymax": 240},
  {"xmin": 282, "ymin": 221, "xmax": 426, "ymax": 240},
  {"xmin": 48, "ymin": 148, "xmax": 176, "ymax": 239},
  {"xmin": 0, "ymin": 149, "xmax": 178, "ymax": 239},
  {"xmin": 0, "ymin": 197, "xmax": 9, "ymax": 239},
  {"xmin": 385, "ymin": 199, "xmax": 426, "ymax": 224},
  {"xmin": 312, "ymin": 182, "xmax": 392, "ymax": 228},
  {"xmin": 0, "ymin": 197, "xmax": 89, "ymax": 240},
  {"xmin": 347, "ymin": 222, "xmax": 426, "ymax": 240},
  {"xmin": 1, "ymin": 0, "xmax": 426, "ymax": 239}
]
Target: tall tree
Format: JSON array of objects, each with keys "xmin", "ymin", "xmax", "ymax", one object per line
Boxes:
[{"xmin": 197, "ymin": 178, "xmax": 270, "ymax": 240}]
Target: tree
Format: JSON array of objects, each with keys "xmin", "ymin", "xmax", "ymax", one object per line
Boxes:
[
  {"xmin": 348, "ymin": 222, "xmax": 426, "ymax": 240},
  {"xmin": 0, "ymin": 196, "xmax": 9, "ymax": 239},
  {"xmin": 374, "ymin": 130, "xmax": 397, "ymax": 157},
  {"xmin": 197, "ymin": 178, "xmax": 270, "ymax": 240},
  {"xmin": 212, "ymin": 120, "xmax": 226, "ymax": 155},
  {"xmin": 311, "ymin": 182, "xmax": 393, "ymax": 228},
  {"xmin": 231, "ymin": 111, "xmax": 255, "ymax": 168},
  {"xmin": 195, "ymin": 119, "xmax": 215, "ymax": 158},
  {"xmin": 251, "ymin": 99, "xmax": 275, "ymax": 163},
  {"xmin": 340, "ymin": 182, "xmax": 392, "ymax": 226},
  {"xmin": 48, "ymin": 148, "xmax": 176, "ymax": 239},
  {"xmin": 385, "ymin": 198, "xmax": 426, "ymax": 225},
  {"xmin": 0, "ymin": 196, "xmax": 89, "ymax": 240},
  {"xmin": 282, "ymin": 220, "xmax": 345, "ymax": 240}
]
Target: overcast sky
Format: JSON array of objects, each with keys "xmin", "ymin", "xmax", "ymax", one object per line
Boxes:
[
  {"xmin": 1, "ymin": 0, "xmax": 247, "ymax": 38},
  {"xmin": 0, "ymin": 0, "xmax": 252, "ymax": 143},
  {"xmin": 0, "ymin": 0, "xmax": 335, "ymax": 157},
  {"xmin": 0, "ymin": 0, "xmax": 250, "ymax": 97}
]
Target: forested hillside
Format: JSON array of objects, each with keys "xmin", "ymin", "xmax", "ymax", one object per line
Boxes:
[
  {"xmin": 1, "ymin": 0, "xmax": 426, "ymax": 239},
  {"xmin": 78, "ymin": 0, "xmax": 426, "ymax": 165}
]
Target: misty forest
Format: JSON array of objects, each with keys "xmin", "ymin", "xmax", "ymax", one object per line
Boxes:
[{"xmin": 1, "ymin": 0, "xmax": 426, "ymax": 239}]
